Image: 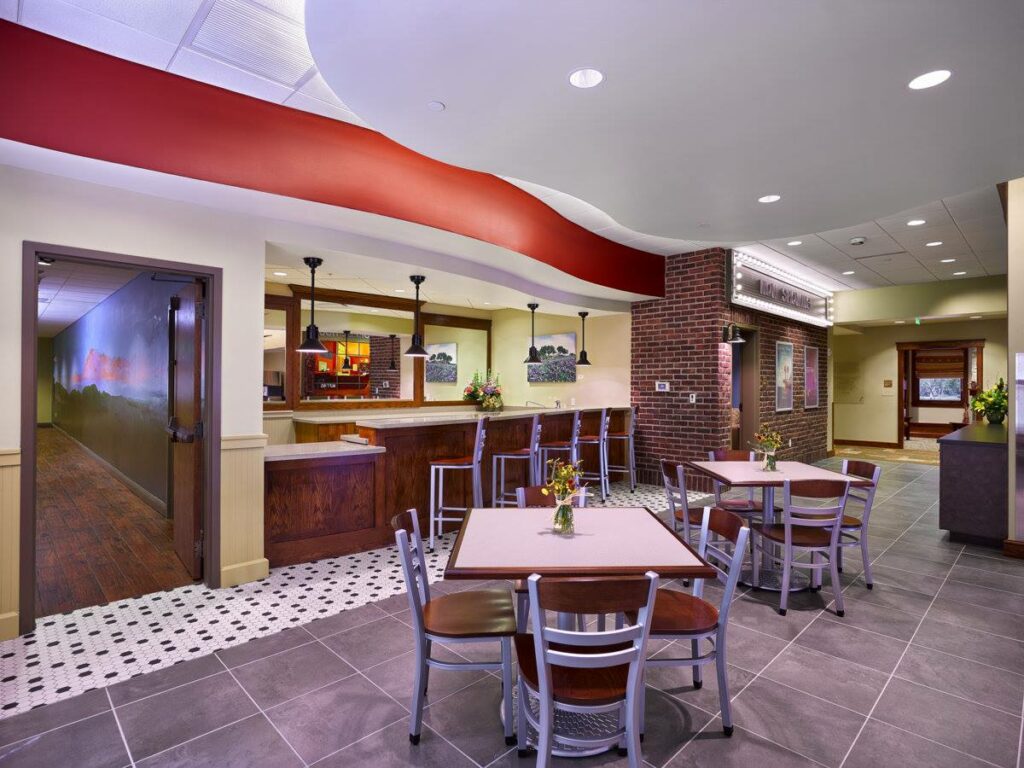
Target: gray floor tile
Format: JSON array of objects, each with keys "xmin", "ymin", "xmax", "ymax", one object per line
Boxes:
[
  {"xmin": 957, "ymin": 553, "xmax": 1024, "ymax": 577},
  {"xmin": 319, "ymin": 615, "xmax": 416, "ymax": 670},
  {"xmin": 363, "ymin": 644, "xmax": 488, "ymax": 710},
  {"xmin": 912, "ymin": 616, "xmax": 1024, "ymax": 674},
  {"xmin": 794, "ymin": 617, "xmax": 907, "ymax": 674},
  {"xmin": 872, "ymin": 677, "xmax": 1020, "ymax": 767},
  {"xmin": 950, "ymin": 565, "xmax": 1024, "ymax": 596},
  {"xmin": 873, "ymin": 551, "xmax": 953, "ymax": 579},
  {"xmin": 0, "ymin": 711, "xmax": 129, "ymax": 768},
  {"xmin": 304, "ymin": 602, "xmax": 392, "ymax": 639},
  {"xmin": 645, "ymin": 652, "xmax": 756, "ymax": 716},
  {"xmin": 761, "ymin": 645, "xmax": 888, "ymax": 714},
  {"xmin": 216, "ymin": 626, "xmax": 316, "ymax": 669},
  {"xmin": 116, "ymin": 671, "xmax": 257, "ymax": 760},
  {"xmin": 939, "ymin": 579, "xmax": 1024, "ymax": 616},
  {"xmin": 231, "ymin": 641, "xmax": 354, "ymax": 708},
  {"xmin": 136, "ymin": 714, "xmax": 302, "ymax": 768},
  {"xmin": 266, "ymin": 674, "xmax": 408, "ymax": 764},
  {"xmin": 624, "ymin": 687, "xmax": 717, "ymax": 768},
  {"xmin": 843, "ymin": 718, "xmax": 995, "ymax": 768},
  {"xmin": 314, "ymin": 721, "xmax": 477, "ymax": 768},
  {"xmin": 108, "ymin": 654, "xmax": 224, "ymax": 707},
  {"xmin": 419, "ymin": 677, "xmax": 519, "ymax": 767},
  {"xmin": 666, "ymin": 721, "xmax": 821, "ymax": 767},
  {"xmin": 729, "ymin": 676, "xmax": 864, "ymax": 766},
  {"xmin": 727, "ymin": 593, "xmax": 822, "ymax": 642},
  {"xmin": 716, "ymin": 624, "xmax": 789, "ymax": 674},
  {"xmin": 819, "ymin": 598, "xmax": 920, "ymax": 641},
  {"xmin": 895, "ymin": 644, "xmax": 1024, "ymax": 715},
  {"xmin": 864, "ymin": 564, "xmax": 946, "ymax": 597},
  {"xmin": 928, "ymin": 596, "xmax": 1024, "ymax": 641},
  {"xmin": 0, "ymin": 688, "xmax": 110, "ymax": 749},
  {"xmin": 825, "ymin": 580, "xmax": 934, "ymax": 617}
]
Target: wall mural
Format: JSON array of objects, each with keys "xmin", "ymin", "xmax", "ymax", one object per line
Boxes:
[
  {"xmin": 528, "ymin": 332, "xmax": 577, "ymax": 383},
  {"xmin": 775, "ymin": 341, "xmax": 794, "ymax": 412},
  {"xmin": 53, "ymin": 273, "xmax": 179, "ymax": 507},
  {"xmin": 425, "ymin": 342, "xmax": 458, "ymax": 383}
]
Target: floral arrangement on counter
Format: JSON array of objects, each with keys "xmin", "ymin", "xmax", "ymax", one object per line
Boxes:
[
  {"xmin": 463, "ymin": 371, "xmax": 504, "ymax": 412},
  {"xmin": 971, "ymin": 378, "xmax": 1008, "ymax": 425},
  {"xmin": 543, "ymin": 458, "xmax": 584, "ymax": 534},
  {"xmin": 751, "ymin": 427, "xmax": 784, "ymax": 472}
]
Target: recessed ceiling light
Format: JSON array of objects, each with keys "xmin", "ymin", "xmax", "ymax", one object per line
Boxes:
[
  {"xmin": 842, "ymin": 270, "xmax": 856, "ymax": 275},
  {"xmin": 907, "ymin": 219, "xmax": 926, "ymax": 227},
  {"xmin": 953, "ymin": 271, "xmax": 966, "ymax": 276},
  {"xmin": 272, "ymin": 271, "xmax": 287, "ymax": 276},
  {"xmin": 427, "ymin": 101, "xmax": 446, "ymax": 112},
  {"xmin": 908, "ymin": 70, "xmax": 951, "ymax": 90},
  {"xmin": 736, "ymin": 272, "xmax": 744, "ymax": 279},
  {"xmin": 394, "ymin": 289, "xmax": 405, "ymax": 293},
  {"xmin": 736, "ymin": 284, "xmax": 743, "ymax": 291},
  {"xmin": 787, "ymin": 240, "xmax": 802, "ymax": 246},
  {"xmin": 483, "ymin": 302, "xmax": 491, "ymax": 305},
  {"xmin": 925, "ymin": 241, "xmax": 942, "ymax": 247},
  {"xmin": 758, "ymin": 194, "xmax": 781, "ymax": 204},
  {"xmin": 569, "ymin": 68, "xmax": 603, "ymax": 88},
  {"xmin": 940, "ymin": 258, "xmax": 956, "ymax": 263},
  {"xmin": 894, "ymin": 320, "xmax": 906, "ymax": 324},
  {"xmin": 970, "ymin": 315, "xmax": 983, "ymax": 320}
]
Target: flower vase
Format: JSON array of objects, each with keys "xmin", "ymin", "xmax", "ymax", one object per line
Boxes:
[
  {"xmin": 761, "ymin": 451, "xmax": 778, "ymax": 472},
  {"xmin": 987, "ymin": 410, "xmax": 1006, "ymax": 425},
  {"xmin": 552, "ymin": 499, "xmax": 575, "ymax": 535}
]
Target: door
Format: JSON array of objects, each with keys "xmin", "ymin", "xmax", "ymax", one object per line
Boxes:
[
  {"xmin": 168, "ymin": 282, "xmax": 204, "ymax": 578},
  {"xmin": 740, "ymin": 330, "xmax": 760, "ymax": 448}
]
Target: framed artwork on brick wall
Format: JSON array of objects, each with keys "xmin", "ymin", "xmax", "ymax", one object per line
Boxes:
[
  {"xmin": 776, "ymin": 341, "xmax": 794, "ymax": 412},
  {"xmin": 805, "ymin": 346, "xmax": 820, "ymax": 408}
]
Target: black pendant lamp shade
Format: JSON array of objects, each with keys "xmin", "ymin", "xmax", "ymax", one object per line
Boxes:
[
  {"xmin": 298, "ymin": 256, "xmax": 330, "ymax": 355},
  {"xmin": 404, "ymin": 275, "xmax": 428, "ymax": 357},
  {"xmin": 723, "ymin": 323, "xmax": 746, "ymax": 344},
  {"xmin": 577, "ymin": 311, "xmax": 592, "ymax": 366},
  {"xmin": 341, "ymin": 330, "xmax": 352, "ymax": 370},
  {"xmin": 524, "ymin": 303, "xmax": 542, "ymax": 365},
  {"xmin": 388, "ymin": 334, "xmax": 398, "ymax": 370}
]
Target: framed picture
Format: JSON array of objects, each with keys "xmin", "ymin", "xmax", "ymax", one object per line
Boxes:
[
  {"xmin": 425, "ymin": 342, "xmax": 458, "ymax": 383},
  {"xmin": 527, "ymin": 332, "xmax": 577, "ymax": 383},
  {"xmin": 775, "ymin": 341, "xmax": 794, "ymax": 412},
  {"xmin": 804, "ymin": 346, "xmax": 820, "ymax": 408}
]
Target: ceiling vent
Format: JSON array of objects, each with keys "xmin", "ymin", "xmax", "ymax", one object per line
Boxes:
[{"xmin": 188, "ymin": 0, "xmax": 314, "ymax": 87}]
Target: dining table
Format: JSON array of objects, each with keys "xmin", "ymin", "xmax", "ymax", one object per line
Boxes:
[{"xmin": 686, "ymin": 459, "xmax": 873, "ymax": 591}]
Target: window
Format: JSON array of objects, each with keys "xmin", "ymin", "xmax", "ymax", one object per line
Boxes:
[
  {"xmin": 910, "ymin": 348, "xmax": 967, "ymax": 407},
  {"xmin": 918, "ymin": 377, "xmax": 962, "ymax": 402}
]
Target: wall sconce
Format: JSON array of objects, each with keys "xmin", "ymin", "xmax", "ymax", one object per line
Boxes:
[{"xmin": 723, "ymin": 324, "xmax": 746, "ymax": 344}]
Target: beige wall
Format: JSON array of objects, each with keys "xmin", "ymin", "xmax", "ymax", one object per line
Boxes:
[
  {"xmin": 833, "ymin": 275, "xmax": 1006, "ymax": 325},
  {"xmin": 833, "ymin": 319, "xmax": 1007, "ymax": 444},
  {"xmin": 423, "ymin": 324, "xmax": 488, "ymax": 401},
  {"xmin": 490, "ymin": 309, "xmax": 630, "ymax": 408},
  {"xmin": 36, "ymin": 337, "xmax": 53, "ymax": 425},
  {"xmin": 1008, "ymin": 179, "xmax": 1023, "ymax": 542}
]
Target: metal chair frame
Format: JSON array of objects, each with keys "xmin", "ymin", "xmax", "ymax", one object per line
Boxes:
[
  {"xmin": 538, "ymin": 410, "xmax": 582, "ymax": 477},
  {"xmin": 839, "ymin": 459, "xmax": 882, "ymax": 588},
  {"xmin": 428, "ymin": 417, "xmax": 487, "ymax": 550},
  {"xmin": 577, "ymin": 408, "xmax": 611, "ymax": 501},
  {"xmin": 492, "ymin": 415, "xmax": 543, "ymax": 507},
  {"xmin": 606, "ymin": 406, "xmax": 638, "ymax": 492}
]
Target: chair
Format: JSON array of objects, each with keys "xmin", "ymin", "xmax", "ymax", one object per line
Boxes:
[
  {"xmin": 661, "ymin": 459, "xmax": 704, "ymax": 544},
  {"xmin": 606, "ymin": 406, "xmax": 638, "ymax": 492},
  {"xmin": 513, "ymin": 485, "xmax": 589, "ymax": 632},
  {"xmin": 428, "ymin": 417, "xmax": 488, "ymax": 550},
  {"xmin": 751, "ymin": 479, "xmax": 850, "ymax": 616},
  {"xmin": 392, "ymin": 509, "xmax": 517, "ymax": 746},
  {"xmin": 707, "ymin": 449, "xmax": 776, "ymax": 518},
  {"xmin": 577, "ymin": 408, "xmax": 611, "ymax": 501},
  {"xmin": 643, "ymin": 507, "xmax": 748, "ymax": 737},
  {"xmin": 839, "ymin": 460, "xmax": 882, "ymax": 588},
  {"xmin": 515, "ymin": 572, "xmax": 659, "ymax": 767},
  {"xmin": 538, "ymin": 410, "xmax": 582, "ymax": 476},
  {"xmin": 492, "ymin": 415, "xmax": 543, "ymax": 507}
]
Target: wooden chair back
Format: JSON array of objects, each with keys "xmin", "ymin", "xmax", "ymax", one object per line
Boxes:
[
  {"xmin": 782, "ymin": 479, "xmax": 850, "ymax": 549},
  {"xmin": 693, "ymin": 508, "xmax": 749, "ymax": 626},
  {"xmin": 515, "ymin": 485, "xmax": 588, "ymax": 508},
  {"xmin": 842, "ymin": 459, "xmax": 882, "ymax": 523},
  {"xmin": 708, "ymin": 449, "xmax": 757, "ymax": 504}
]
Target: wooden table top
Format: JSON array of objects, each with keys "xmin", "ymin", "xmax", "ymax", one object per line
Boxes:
[
  {"xmin": 444, "ymin": 507, "xmax": 716, "ymax": 580},
  {"xmin": 687, "ymin": 460, "xmax": 873, "ymax": 488}
]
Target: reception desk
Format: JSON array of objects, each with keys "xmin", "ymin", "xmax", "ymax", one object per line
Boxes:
[{"xmin": 938, "ymin": 423, "xmax": 1008, "ymax": 546}]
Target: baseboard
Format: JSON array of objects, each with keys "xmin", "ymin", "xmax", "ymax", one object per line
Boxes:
[
  {"xmin": 221, "ymin": 557, "xmax": 270, "ymax": 588},
  {"xmin": 826, "ymin": 449, "xmax": 836, "ymax": 458},
  {"xmin": 36, "ymin": 422, "xmax": 53, "ymax": 428},
  {"xmin": 0, "ymin": 610, "xmax": 19, "ymax": 641},
  {"xmin": 1003, "ymin": 539, "xmax": 1024, "ymax": 559},
  {"xmin": 833, "ymin": 439, "xmax": 901, "ymax": 449},
  {"xmin": 908, "ymin": 422, "xmax": 961, "ymax": 438}
]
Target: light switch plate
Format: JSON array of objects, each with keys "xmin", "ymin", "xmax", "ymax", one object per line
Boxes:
[
  {"xmin": 655, "ymin": 381, "xmax": 670, "ymax": 392},
  {"xmin": 689, "ymin": 393, "xmax": 697, "ymax": 404}
]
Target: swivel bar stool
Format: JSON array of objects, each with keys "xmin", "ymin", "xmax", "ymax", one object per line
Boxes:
[
  {"xmin": 606, "ymin": 406, "xmax": 638, "ymax": 492},
  {"xmin": 577, "ymin": 408, "xmax": 611, "ymax": 502},
  {"xmin": 538, "ymin": 410, "xmax": 581, "ymax": 480},
  {"xmin": 491, "ymin": 415, "xmax": 543, "ymax": 507},
  {"xmin": 428, "ymin": 417, "xmax": 488, "ymax": 550}
]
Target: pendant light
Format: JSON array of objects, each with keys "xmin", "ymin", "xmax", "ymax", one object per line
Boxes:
[
  {"xmin": 404, "ymin": 275, "xmax": 428, "ymax": 357},
  {"xmin": 388, "ymin": 334, "xmax": 397, "ymax": 371},
  {"xmin": 341, "ymin": 330, "xmax": 352, "ymax": 371},
  {"xmin": 524, "ymin": 303, "xmax": 542, "ymax": 365},
  {"xmin": 298, "ymin": 256, "xmax": 330, "ymax": 355},
  {"xmin": 577, "ymin": 311, "xmax": 591, "ymax": 366}
]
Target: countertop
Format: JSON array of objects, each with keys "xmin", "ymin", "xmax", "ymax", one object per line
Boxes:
[
  {"xmin": 353, "ymin": 406, "xmax": 612, "ymax": 431},
  {"xmin": 938, "ymin": 423, "xmax": 1008, "ymax": 447},
  {"xmin": 264, "ymin": 441, "xmax": 386, "ymax": 462},
  {"xmin": 289, "ymin": 405, "xmax": 617, "ymax": 428}
]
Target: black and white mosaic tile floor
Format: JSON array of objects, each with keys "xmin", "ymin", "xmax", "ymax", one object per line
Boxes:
[{"xmin": 0, "ymin": 482, "xmax": 687, "ymax": 719}]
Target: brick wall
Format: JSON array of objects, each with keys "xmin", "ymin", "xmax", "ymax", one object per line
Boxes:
[
  {"xmin": 630, "ymin": 248, "xmax": 828, "ymax": 491},
  {"xmin": 368, "ymin": 335, "xmax": 401, "ymax": 398}
]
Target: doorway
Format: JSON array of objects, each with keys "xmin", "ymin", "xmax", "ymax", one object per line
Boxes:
[
  {"xmin": 20, "ymin": 243, "xmax": 223, "ymax": 635},
  {"xmin": 730, "ymin": 327, "xmax": 760, "ymax": 449}
]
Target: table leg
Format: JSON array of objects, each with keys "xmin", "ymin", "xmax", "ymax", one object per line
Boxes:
[{"xmin": 743, "ymin": 484, "xmax": 808, "ymax": 593}]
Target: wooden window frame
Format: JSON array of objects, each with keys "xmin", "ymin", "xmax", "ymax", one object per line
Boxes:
[{"xmin": 909, "ymin": 349, "xmax": 969, "ymax": 409}]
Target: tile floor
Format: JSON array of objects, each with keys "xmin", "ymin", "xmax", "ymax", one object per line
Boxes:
[{"xmin": 2, "ymin": 459, "xmax": 1023, "ymax": 768}]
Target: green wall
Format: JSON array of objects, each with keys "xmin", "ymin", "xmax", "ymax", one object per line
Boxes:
[{"xmin": 37, "ymin": 337, "xmax": 53, "ymax": 425}]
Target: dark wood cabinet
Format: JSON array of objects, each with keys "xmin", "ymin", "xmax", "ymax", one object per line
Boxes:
[{"xmin": 938, "ymin": 423, "xmax": 1007, "ymax": 546}]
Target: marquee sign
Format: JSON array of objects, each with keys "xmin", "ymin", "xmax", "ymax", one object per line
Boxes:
[{"xmin": 729, "ymin": 250, "xmax": 833, "ymax": 327}]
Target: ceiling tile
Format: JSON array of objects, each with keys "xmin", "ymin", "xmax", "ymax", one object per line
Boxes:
[
  {"xmin": 248, "ymin": 0, "xmax": 304, "ymax": 23},
  {"xmin": 854, "ymin": 252, "xmax": 920, "ymax": 272},
  {"xmin": 282, "ymin": 91, "xmax": 369, "ymax": 126},
  {"xmin": 58, "ymin": 0, "xmax": 205, "ymax": 42},
  {"xmin": 0, "ymin": 0, "xmax": 18, "ymax": 21},
  {"xmin": 171, "ymin": 47, "xmax": 294, "ymax": 103},
  {"xmin": 818, "ymin": 222, "xmax": 902, "ymax": 258},
  {"xmin": 879, "ymin": 267, "xmax": 938, "ymax": 285},
  {"xmin": 297, "ymin": 71, "xmax": 350, "ymax": 107}
]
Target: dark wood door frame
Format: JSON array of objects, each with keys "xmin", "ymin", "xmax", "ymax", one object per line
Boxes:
[{"xmin": 20, "ymin": 242, "xmax": 223, "ymax": 635}]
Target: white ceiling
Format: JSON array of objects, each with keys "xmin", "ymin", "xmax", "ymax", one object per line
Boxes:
[{"xmin": 36, "ymin": 258, "xmax": 138, "ymax": 337}]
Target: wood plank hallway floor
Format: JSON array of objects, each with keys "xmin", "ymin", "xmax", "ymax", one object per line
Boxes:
[{"xmin": 34, "ymin": 428, "xmax": 195, "ymax": 618}]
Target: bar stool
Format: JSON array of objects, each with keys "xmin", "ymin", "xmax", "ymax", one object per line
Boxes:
[
  {"xmin": 538, "ymin": 410, "xmax": 581, "ymax": 478},
  {"xmin": 491, "ymin": 415, "xmax": 542, "ymax": 507},
  {"xmin": 578, "ymin": 408, "xmax": 610, "ymax": 502},
  {"xmin": 428, "ymin": 417, "xmax": 488, "ymax": 551},
  {"xmin": 606, "ymin": 406, "xmax": 638, "ymax": 492}
]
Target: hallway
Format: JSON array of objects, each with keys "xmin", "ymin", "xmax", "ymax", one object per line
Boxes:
[{"xmin": 35, "ymin": 428, "xmax": 195, "ymax": 618}]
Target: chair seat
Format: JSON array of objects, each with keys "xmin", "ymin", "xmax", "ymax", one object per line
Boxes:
[
  {"xmin": 606, "ymin": 431, "xmax": 630, "ymax": 438},
  {"xmin": 673, "ymin": 506, "xmax": 703, "ymax": 525},
  {"xmin": 757, "ymin": 524, "xmax": 832, "ymax": 548},
  {"xmin": 514, "ymin": 634, "xmax": 630, "ymax": 706},
  {"xmin": 423, "ymin": 589, "xmax": 517, "ymax": 638},
  {"xmin": 495, "ymin": 447, "xmax": 532, "ymax": 457},
  {"xmin": 717, "ymin": 498, "xmax": 777, "ymax": 515},
  {"xmin": 540, "ymin": 440, "xmax": 572, "ymax": 449},
  {"xmin": 648, "ymin": 589, "xmax": 719, "ymax": 636},
  {"xmin": 578, "ymin": 435, "xmax": 602, "ymax": 442},
  {"xmin": 840, "ymin": 515, "xmax": 863, "ymax": 528},
  {"xmin": 430, "ymin": 455, "xmax": 474, "ymax": 466}
]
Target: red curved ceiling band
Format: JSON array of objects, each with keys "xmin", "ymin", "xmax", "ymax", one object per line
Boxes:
[{"xmin": 0, "ymin": 22, "xmax": 665, "ymax": 297}]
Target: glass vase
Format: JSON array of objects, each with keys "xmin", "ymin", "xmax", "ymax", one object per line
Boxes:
[
  {"xmin": 553, "ymin": 500, "xmax": 575, "ymax": 535},
  {"xmin": 761, "ymin": 451, "xmax": 778, "ymax": 472}
]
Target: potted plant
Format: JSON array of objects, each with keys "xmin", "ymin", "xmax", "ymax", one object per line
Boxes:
[
  {"xmin": 462, "ymin": 371, "xmax": 504, "ymax": 412},
  {"xmin": 971, "ymin": 378, "xmax": 1008, "ymax": 425},
  {"xmin": 542, "ymin": 458, "xmax": 584, "ymax": 535},
  {"xmin": 751, "ymin": 428, "xmax": 784, "ymax": 472}
]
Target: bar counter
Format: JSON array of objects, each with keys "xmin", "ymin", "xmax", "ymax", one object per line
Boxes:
[{"xmin": 938, "ymin": 422, "xmax": 1008, "ymax": 546}]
